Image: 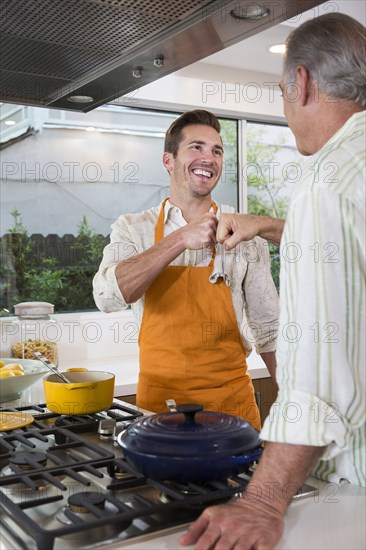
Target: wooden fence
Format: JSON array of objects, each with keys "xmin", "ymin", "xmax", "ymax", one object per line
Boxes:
[{"xmin": 1, "ymin": 233, "xmax": 109, "ymax": 268}]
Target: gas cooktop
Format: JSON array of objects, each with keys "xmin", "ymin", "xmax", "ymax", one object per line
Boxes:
[{"xmin": 0, "ymin": 400, "xmax": 252, "ymax": 550}]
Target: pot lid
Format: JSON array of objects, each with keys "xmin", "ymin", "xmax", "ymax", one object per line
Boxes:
[
  {"xmin": 14, "ymin": 302, "xmax": 54, "ymax": 316},
  {"xmin": 121, "ymin": 404, "xmax": 261, "ymax": 457}
]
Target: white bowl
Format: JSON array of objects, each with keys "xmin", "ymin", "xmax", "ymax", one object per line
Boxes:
[{"xmin": 0, "ymin": 358, "xmax": 49, "ymax": 402}]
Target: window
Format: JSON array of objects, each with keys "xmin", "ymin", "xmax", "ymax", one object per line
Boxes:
[
  {"xmin": 0, "ymin": 104, "xmax": 238, "ymax": 314},
  {"xmin": 246, "ymin": 122, "xmax": 298, "ymax": 218},
  {"xmin": 246, "ymin": 121, "xmax": 299, "ymax": 289}
]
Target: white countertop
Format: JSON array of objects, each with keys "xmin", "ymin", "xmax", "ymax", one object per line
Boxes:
[
  {"xmin": 1, "ymin": 310, "xmax": 271, "ymax": 399},
  {"xmin": 1, "ymin": 351, "xmax": 269, "ymax": 407},
  {"xmin": 110, "ymin": 479, "xmax": 366, "ymax": 550},
  {"xmin": 59, "ymin": 352, "xmax": 271, "ymax": 397}
]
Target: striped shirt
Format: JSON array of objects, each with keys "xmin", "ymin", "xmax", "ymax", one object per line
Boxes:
[{"xmin": 261, "ymin": 111, "xmax": 366, "ymax": 486}]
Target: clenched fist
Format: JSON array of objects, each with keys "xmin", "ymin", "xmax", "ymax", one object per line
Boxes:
[{"xmin": 179, "ymin": 212, "xmax": 218, "ymax": 250}]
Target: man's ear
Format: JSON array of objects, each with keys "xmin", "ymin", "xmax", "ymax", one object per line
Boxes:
[
  {"xmin": 163, "ymin": 151, "xmax": 173, "ymax": 173},
  {"xmin": 297, "ymin": 65, "xmax": 311, "ymax": 106}
]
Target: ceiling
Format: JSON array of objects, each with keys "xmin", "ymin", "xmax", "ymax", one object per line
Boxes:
[{"xmin": 199, "ymin": 0, "xmax": 366, "ymax": 77}]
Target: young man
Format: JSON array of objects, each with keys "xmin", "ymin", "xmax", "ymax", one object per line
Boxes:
[
  {"xmin": 180, "ymin": 13, "xmax": 366, "ymax": 550},
  {"xmin": 93, "ymin": 110, "xmax": 279, "ymax": 429}
]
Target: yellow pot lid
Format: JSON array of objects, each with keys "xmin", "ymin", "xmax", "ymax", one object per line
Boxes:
[{"xmin": 0, "ymin": 411, "xmax": 34, "ymax": 431}]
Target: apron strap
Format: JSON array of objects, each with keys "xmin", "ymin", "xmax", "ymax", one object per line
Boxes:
[{"xmin": 154, "ymin": 198, "xmax": 218, "ymax": 267}]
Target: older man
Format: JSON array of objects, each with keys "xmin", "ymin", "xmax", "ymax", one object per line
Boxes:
[{"xmin": 180, "ymin": 12, "xmax": 365, "ymax": 550}]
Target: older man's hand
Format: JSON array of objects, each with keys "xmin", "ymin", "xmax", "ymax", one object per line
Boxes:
[
  {"xmin": 216, "ymin": 214, "xmax": 261, "ymax": 249},
  {"xmin": 179, "ymin": 497, "xmax": 284, "ymax": 550},
  {"xmin": 217, "ymin": 214, "xmax": 284, "ymax": 249}
]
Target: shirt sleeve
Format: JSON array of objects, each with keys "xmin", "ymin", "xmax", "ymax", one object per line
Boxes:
[
  {"xmin": 92, "ymin": 216, "xmax": 141, "ymax": 312},
  {"xmin": 242, "ymin": 237, "xmax": 280, "ymax": 354},
  {"xmin": 261, "ymin": 187, "xmax": 366, "ymax": 461}
]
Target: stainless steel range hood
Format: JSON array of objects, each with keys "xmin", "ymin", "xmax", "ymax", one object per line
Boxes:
[{"xmin": 1, "ymin": 0, "xmax": 324, "ymax": 112}]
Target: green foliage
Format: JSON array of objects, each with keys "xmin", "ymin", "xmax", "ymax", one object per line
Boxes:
[
  {"xmin": 220, "ymin": 120, "xmax": 237, "ymax": 186},
  {"xmin": 246, "ymin": 126, "xmax": 291, "ymax": 291},
  {"xmin": 246, "ymin": 126, "xmax": 289, "ymax": 219},
  {"xmin": 73, "ymin": 216, "xmax": 109, "ymax": 266},
  {"xmin": 24, "ymin": 258, "xmax": 65, "ymax": 306},
  {"xmin": 218, "ymin": 123, "xmax": 291, "ymax": 292},
  {"xmin": 267, "ymin": 244, "xmax": 281, "ymax": 294},
  {"xmin": 4, "ymin": 209, "xmax": 35, "ymax": 301},
  {"xmin": 0, "ymin": 212, "xmax": 107, "ymax": 315}
]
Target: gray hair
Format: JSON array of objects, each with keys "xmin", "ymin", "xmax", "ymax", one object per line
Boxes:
[{"xmin": 283, "ymin": 13, "xmax": 366, "ymax": 107}]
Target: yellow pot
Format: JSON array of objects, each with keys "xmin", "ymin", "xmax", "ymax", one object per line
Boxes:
[{"xmin": 43, "ymin": 369, "xmax": 115, "ymax": 415}]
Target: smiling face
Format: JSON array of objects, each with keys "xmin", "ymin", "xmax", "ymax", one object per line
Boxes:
[{"xmin": 163, "ymin": 124, "xmax": 223, "ymax": 200}]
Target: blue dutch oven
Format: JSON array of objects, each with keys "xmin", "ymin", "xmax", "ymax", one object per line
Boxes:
[{"xmin": 117, "ymin": 404, "xmax": 263, "ymax": 482}]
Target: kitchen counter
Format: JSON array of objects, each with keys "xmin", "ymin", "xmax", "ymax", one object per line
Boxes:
[
  {"xmin": 2, "ymin": 351, "xmax": 270, "ymax": 408},
  {"xmin": 59, "ymin": 352, "xmax": 271, "ymax": 397},
  {"xmin": 109, "ymin": 479, "xmax": 366, "ymax": 550},
  {"xmin": 1, "ymin": 310, "xmax": 271, "ymax": 398},
  {"xmin": 1, "ymin": 383, "xmax": 365, "ymax": 550}
]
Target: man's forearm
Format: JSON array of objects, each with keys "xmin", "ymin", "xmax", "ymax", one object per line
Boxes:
[
  {"xmin": 116, "ymin": 212, "xmax": 219, "ymax": 303},
  {"xmin": 243, "ymin": 442, "xmax": 325, "ymax": 513},
  {"xmin": 257, "ymin": 216, "xmax": 285, "ymax": 246},
  {"xmin": 260, "ymin": 351, "xmax": 277, "ymax": 387},
  {"xmin": 115, "ymin": 230, "xmax": 186, "ymax": 303}
]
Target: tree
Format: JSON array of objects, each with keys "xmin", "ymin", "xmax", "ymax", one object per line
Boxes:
[
  {"xmin": 246, "ymin": 125, "xmax": 295, "ymax": 290},
  {"xmin": 0, "ymin": 212, "xmax": 107, "ymax": 315}
]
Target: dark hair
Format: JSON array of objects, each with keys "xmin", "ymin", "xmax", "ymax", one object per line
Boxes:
[
  {"xmin": 164, "ymin": 110, "xmax": 221, "ymax": 156},
  {"xmin": 284, "ymin": 13, "xmax": 366, "ymax": 107}
]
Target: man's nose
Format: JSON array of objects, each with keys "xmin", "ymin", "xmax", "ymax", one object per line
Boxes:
[{"xmin": 201, "ymin": 152, "xmax": 215, "ymax": 163}]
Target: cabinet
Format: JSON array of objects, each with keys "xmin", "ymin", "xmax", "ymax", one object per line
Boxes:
[
  {"xmin": 252, "ymin": 376, "xmax": 278, "ymax": 424},
  {"xmin": 118, "ymin": 394, "xmax": 137, "ymax": 405}
]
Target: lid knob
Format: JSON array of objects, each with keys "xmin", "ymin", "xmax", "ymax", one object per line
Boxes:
[{"xmin": 175, "ymin": 404, "xmax": 204, "ymax": 425}]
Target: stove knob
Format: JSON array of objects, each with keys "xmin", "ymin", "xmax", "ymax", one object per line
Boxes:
[{"xmin": 98, "ymin": 418, "xmax": 116, "ymax": 438}]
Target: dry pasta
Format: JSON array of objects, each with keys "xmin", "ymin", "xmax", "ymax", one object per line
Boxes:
[{"xmin": 12, "ymin": 339, "xmax": 57, "ymax": 363}]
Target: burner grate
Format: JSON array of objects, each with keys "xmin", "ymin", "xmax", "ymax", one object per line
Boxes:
[
  {"xmin": 1, "ymin": 402, "xmax": 143, "ymax": 425},
  {"xmin": 0, "ymin": 401, "xmax": 251, "ymax": 550},
  {"xmin": 0, "ymin": 461, "xmax": 248, "ymax": 550},
  {"xmin": 0, "ymin": 427, "xmax": 114, "ymax": 475}
]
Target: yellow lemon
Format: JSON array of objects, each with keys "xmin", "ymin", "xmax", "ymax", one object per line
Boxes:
[
  {"xmin": 11, "ymin": 369, "xmax": 24, "ymax": 376},
  {"xmin": 2, "ymin": 363, "xmax": 24, "ymax": 372},
  {"xmin": 0, "ymin": 360, "xmax": 4, "ymax": 368},
  {"xmin": 0, "ymin": 370, "xmax": 16, "ymax": 378}
]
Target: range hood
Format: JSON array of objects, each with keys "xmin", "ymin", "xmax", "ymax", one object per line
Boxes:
[{"xmin": 1, "ymin": 0, "xmax": 324, "ymax": 112}]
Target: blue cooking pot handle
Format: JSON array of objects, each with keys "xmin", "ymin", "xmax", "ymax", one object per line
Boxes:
[{"xmin": 227, "ymin": 446, "xmax": 263, "ymax": 465}]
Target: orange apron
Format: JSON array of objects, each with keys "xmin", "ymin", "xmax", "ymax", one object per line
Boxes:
[{"xmin": 137, "ymin": 199, "xmax": 261, "ymax": 430}]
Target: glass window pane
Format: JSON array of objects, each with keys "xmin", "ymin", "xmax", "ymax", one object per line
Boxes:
[
  {"xmin": 246, "ymin": 122, "xmax": 298, "ymax": 218},
  {"xmin": 246, "ymin": 121, "xmax": 298, "ymax": 290},
  {"xmin": 1, "ymin": 105, "xmax": 238, "ymax": 314}
]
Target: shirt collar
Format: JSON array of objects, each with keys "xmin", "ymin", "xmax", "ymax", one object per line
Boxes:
[
  {"xmin": 163, "ymin": 199, "xmax": 216, "ymax": 224},
  {"xmin": 161, "ymin": 198, "xmax": 231, "ymax": 286}
]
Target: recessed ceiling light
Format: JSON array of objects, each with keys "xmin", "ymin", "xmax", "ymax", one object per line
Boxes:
[
  {"xmin": 86, "ymin": 126, "xmax": 96, "ymax": 132},
  {"xmin": 230, "ymin": 4, "xmax": 270, "ymax": 20},
  {"xmin": 5, "ymin": 120, "xmax": 16, "ymax": 126},
  {"xmin": 68, "ymin": 95, "xmax": 94, "ymax": 103},
  {"xmin": 268, "ymin": 44, "xmax": 286, "ymax": 54}
]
